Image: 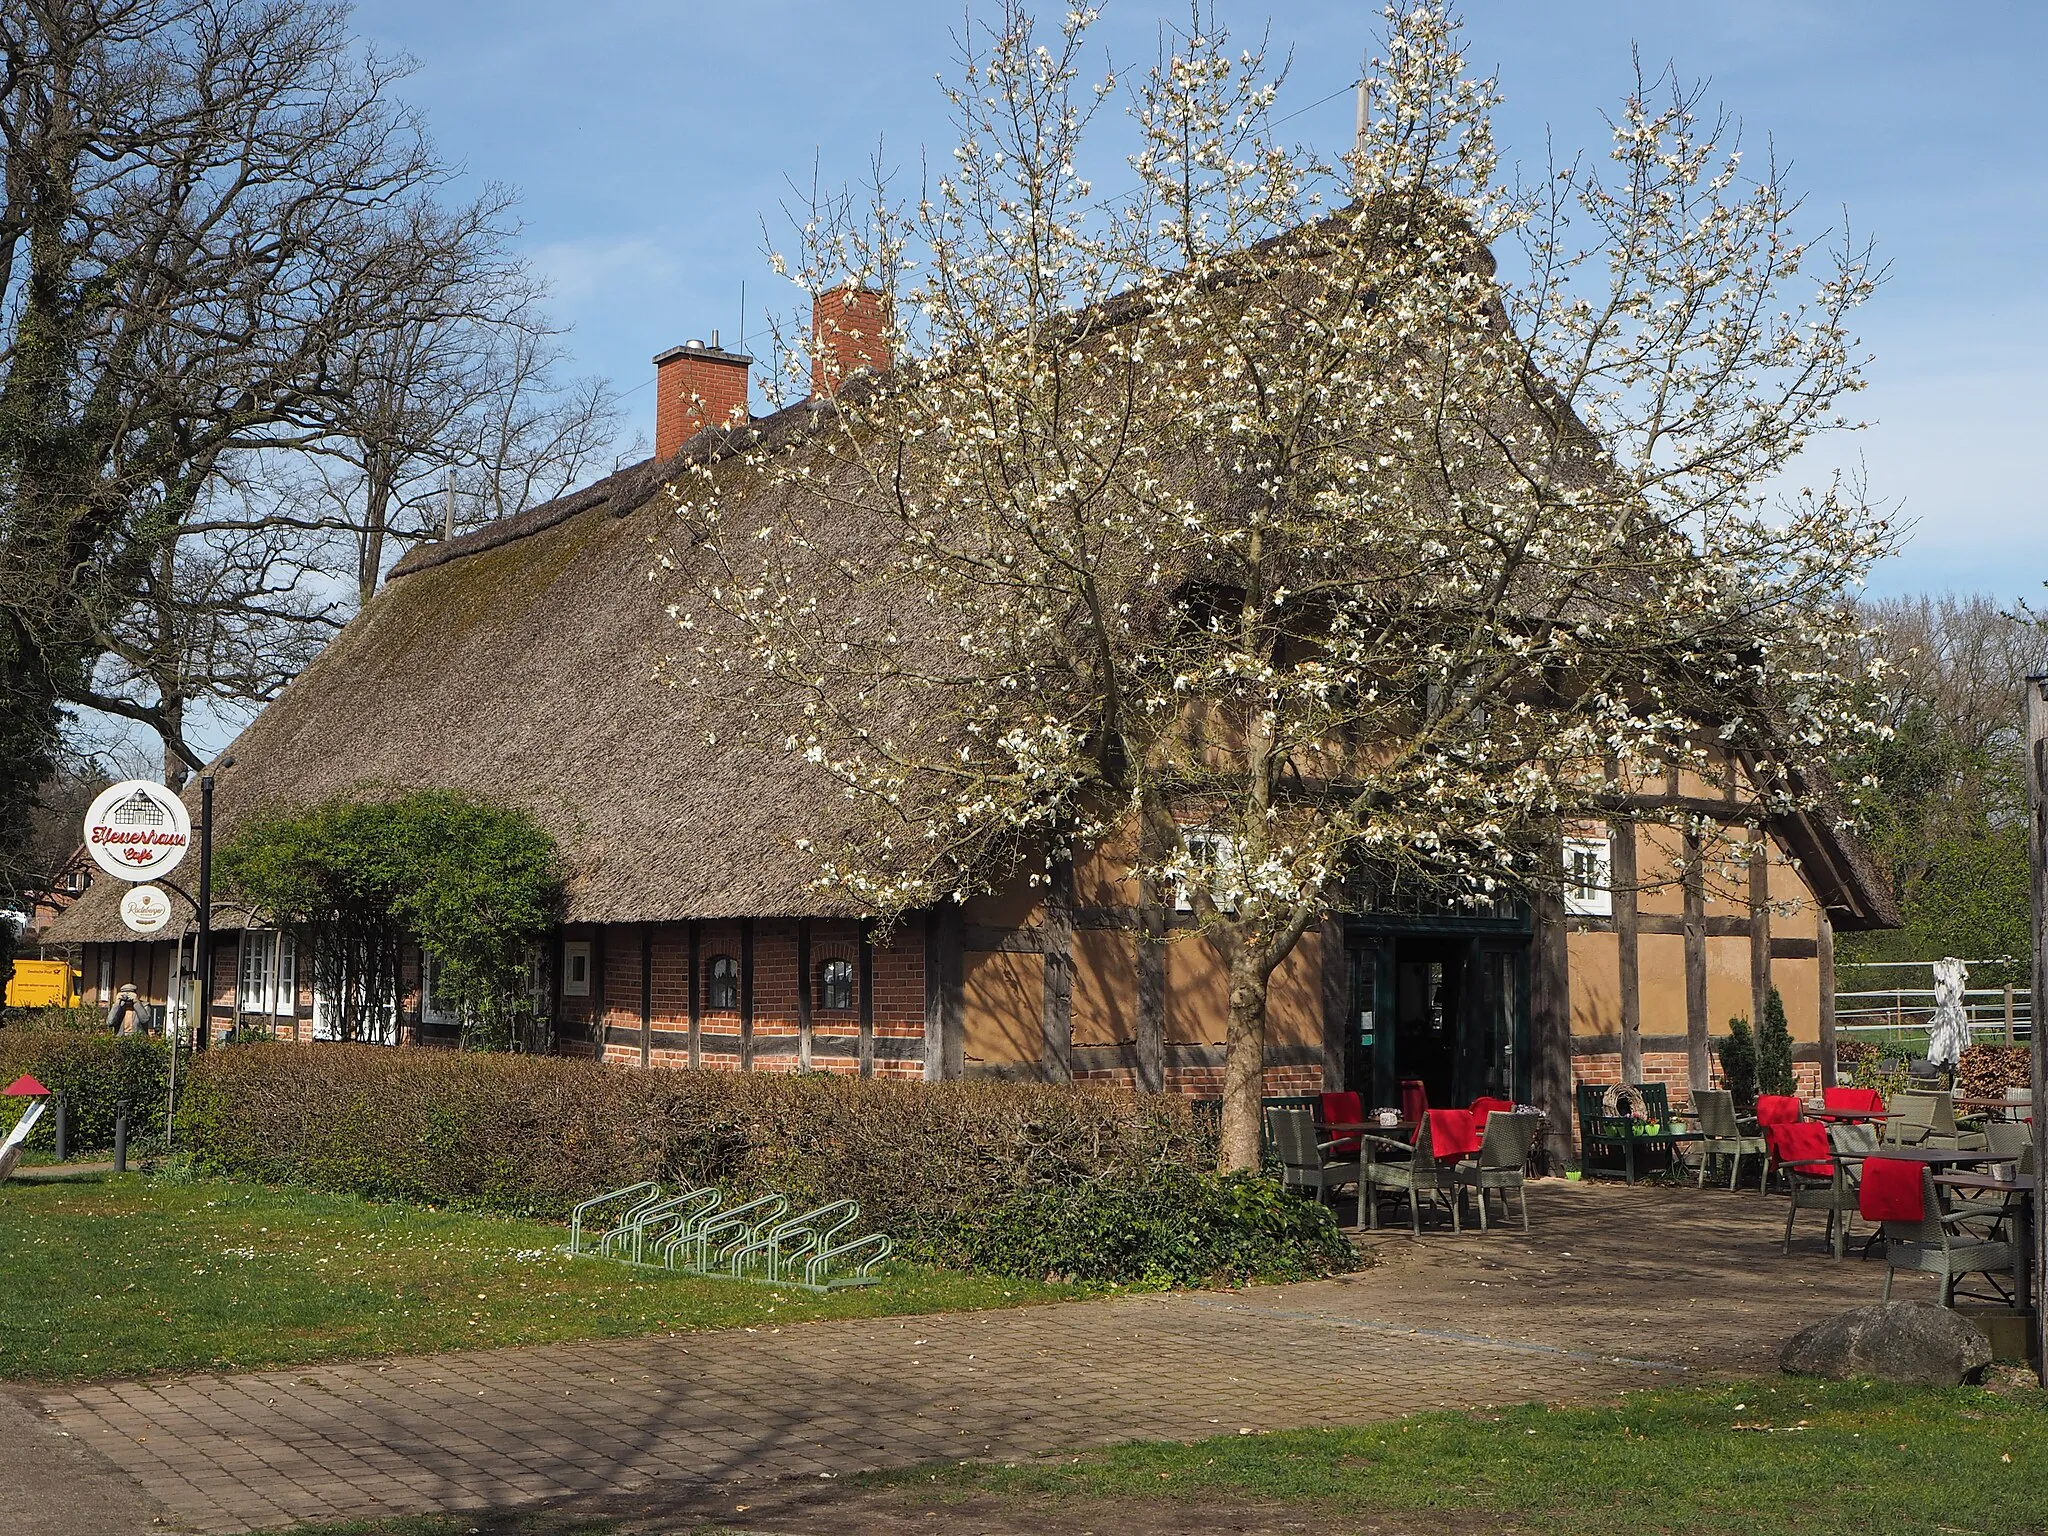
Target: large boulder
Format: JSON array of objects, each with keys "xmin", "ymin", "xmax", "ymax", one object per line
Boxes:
[{"xmin": 1781, "ymin": 1302, "xmax": 1993, "ymax": 1385}]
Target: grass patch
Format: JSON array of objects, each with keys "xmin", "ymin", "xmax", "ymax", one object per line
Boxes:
[
  {"xmin": 878, "ymin": 1379, "xmax": 2048, "ymax": 1536},
  {"xmin": 0, "ymin": 1173, "xmax": 1088, "ymax": 1383}
]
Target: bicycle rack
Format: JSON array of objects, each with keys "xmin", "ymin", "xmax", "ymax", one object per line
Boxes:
[{"xmin": 565, "ymin": 1182, "xmax": 893, "ymax": 1291}]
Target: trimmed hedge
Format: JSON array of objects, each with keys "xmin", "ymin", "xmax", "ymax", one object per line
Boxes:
[
  {"xmin": 0, "ymin": 1029, "xmax": 170, "ymax": 1150},
  {"xmin": 176, "ymin": 1044, "xmax": 1355, "ymax": 1285}
]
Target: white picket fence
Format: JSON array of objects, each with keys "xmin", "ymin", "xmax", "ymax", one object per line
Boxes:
[{"xmin": 1834, "ymin": 959, "xmax": 2032, "ymax": 1046}]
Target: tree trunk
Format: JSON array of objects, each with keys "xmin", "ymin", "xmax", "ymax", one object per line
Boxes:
[{"xmin": 1218, "ymin": 946, "xmax": 1272, "ymax": 1173}]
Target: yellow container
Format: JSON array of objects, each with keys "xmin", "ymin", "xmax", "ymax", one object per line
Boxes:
[{"xmin": 4, "ymin": 958, "xmax": 80, "ymax": 1009}]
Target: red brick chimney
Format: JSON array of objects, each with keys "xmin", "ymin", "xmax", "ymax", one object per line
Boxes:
[
  {"xmin": 811, "ymin": 285, "xmax": 892, "ymax": 398},
  {"xmin": 653, "ymin": 333, "xmax": 751, "ymax": 459}
]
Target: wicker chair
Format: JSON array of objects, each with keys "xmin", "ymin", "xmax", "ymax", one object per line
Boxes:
[
  {"xmin": 1871, "ymin": 1162, "xmax": 2017, "ymax": 1306},
  {"xmin": 1265, "ymin": 1105, "xmax": 1362, "ymax": 1212},
  {"xmin": 1360, "ymin": 1115, "xmax": 1463, "ymax": 1236},
  {"xmin": 1690, "ymin": 1089, "xmax": 1766, "ymax": 1191},
  {"xmin": 1776, "ymin": 1121, "xmax": 1859, "ymax": 1259},
  {"xmin": 1454, "ymin": 1111, "xmax": 1537, "ymax": 1232}
]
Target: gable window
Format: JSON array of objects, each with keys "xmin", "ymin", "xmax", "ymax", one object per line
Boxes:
[
  {"xmin": 706, "ymin": 954, "xmax": 740, "ymax": 1012},
  {"xmin": 561, "ymin": 941, "xmax": 592, "ymax": 998},
  {"xmin": 817, "ymin": 957, "xmax": 855, "ymax": 1012},
  {"xmin": 1563, "ymin": 836, "xmax": 1613, "ymax": 917},
  {"xmin": 1175, "ymin": 828, "xmax": 1240, "ymax": 914}
]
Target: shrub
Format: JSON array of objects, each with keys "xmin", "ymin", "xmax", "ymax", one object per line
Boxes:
[
  {"xmin": 1756, "ymin": 987, "xmax": 1796, "ymax": 1097},
  {"xmin": 0, "ymin": 1030, "xmax": 170, "ymax": 1150},
  {"xmin": 1958, "ymin": 1044, "xmax": 2031, "ymax": 1099},
  {"xmin": 1717, "ymin": 1017, "xmax": 1758, "ymax": 1110},
  {"xmin": 175, "ymin": 1044, "xmax": 1355, "ymax": 1285}
]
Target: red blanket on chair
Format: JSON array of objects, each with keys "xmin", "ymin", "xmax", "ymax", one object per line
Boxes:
[
  {"xmin": 1469, "ymin": 1096, "xmax": 1514, "ymax": 1125},
  {"xmin": 1765, "ymin": 1119, "xmax": 1833, "ymax": 1178},
  {"xmin": 1756, "ymin": 1094, "xmax": 1802, "ymax": 1127},
  {"xmin": 1319, "ymin": 1092, "xmax": 1363, "ymax": 1155},
  {"xmin": 1858, "ymin": 1156, "xmax": 1925, "ymax": 1223},
  {"xmin": 1426, "ymin": 1108, "xmax": 1482, "ymax": 1160},
  {"xmin": 1824, "ymin": 1086, "xmax": 1886, "ymax": 1114}
]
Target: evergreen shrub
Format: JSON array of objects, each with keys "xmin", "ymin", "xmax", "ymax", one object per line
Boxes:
[
  {"xmin": 1757, "ymin": 987, "xmax": 1796, "ymax": 1097},
  {"xmin": 1718, "ymin": 1017, "xmax": 1758, "ymax": 1110},
  {"xmin": 0, "ymin": 1029, "xmax": 169, "ymax": 1149},
  {"xmin": 177, "ymin": 1044, "xmax": 1356, "ymax": 1286}
]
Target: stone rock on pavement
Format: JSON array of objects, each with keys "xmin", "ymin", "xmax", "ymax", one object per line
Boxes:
[{"xmin": 1780, "ymin": 1301, "xmax": 1993, "ymax": 1386}]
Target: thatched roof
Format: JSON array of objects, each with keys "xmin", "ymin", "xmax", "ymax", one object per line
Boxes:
[{"xmin": 52, "ymin": 402, "xmax": 885, "ymax": 942}]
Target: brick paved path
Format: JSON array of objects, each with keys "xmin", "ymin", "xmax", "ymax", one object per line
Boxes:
[{"xmin": 26, "ymin": 1180, "xmax": 1916, "ymax": 1534}]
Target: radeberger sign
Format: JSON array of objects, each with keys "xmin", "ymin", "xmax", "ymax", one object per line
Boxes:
[
  {"xmin": 119, "ymin": 884, "xmax": 175, "ymax": 935},
  {"xmin": 83, "ymin": 780, "xmax": 192, "ymax": 880}
]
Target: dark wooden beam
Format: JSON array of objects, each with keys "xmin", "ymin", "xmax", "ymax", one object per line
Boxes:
[
  {"xmin": 739, "ymin": 918, "xmax": 755, "ymax": 1072},
  {"xmin": 639, "ymin": 922, "xmax": 653, "ymax": 1067},
  {"xmin": 858, "ymin": 918, "xmax": 875, "ymax": 1079},
  {"xmin": 1683, "ymin": 830, "xmax": 1711, "ymax": 1090},
  {"xmin": 1815, "ymin": 913, "xmax": 1837, "ymax": 1089},
  {"xmin": 1041, "ymin": 857, "xmax": 1075, "ymax": 1083},
  {"xmin": 1610, "ymin": 818, "xmax": 1643, "ymax": 1086},
  {"xmin": 796, "ymin": 917, "xmax": 814, "ymax": 1072},
  {"xmin": 1748, "ymin": 836, "xmax": 1772, "ymax": 1042},
  {"xmin": 687, "ymin": 921, "xmax": 702, "ymax": 1069},
  {"xmin": 1529, "ymin": 873, "xmax": 1573, "ymax": 1171}
]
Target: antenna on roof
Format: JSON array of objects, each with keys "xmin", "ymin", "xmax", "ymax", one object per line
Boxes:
[
  {"xmin": 1353, "ymin": 65, "xmax": 1369, "ymax": 190},
  {"xmin": 738, "ymin": 279, "xmax": 746, "ymax": 353}
]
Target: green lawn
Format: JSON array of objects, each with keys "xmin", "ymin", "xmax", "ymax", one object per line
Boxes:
[
  {"xmin": 0, "ymin": 1173, "xmax": 1085, "ymax": 1383},
  {"xmin": 881, "ymin": 1378, "xmax": 2048, "ymax": 1536}
]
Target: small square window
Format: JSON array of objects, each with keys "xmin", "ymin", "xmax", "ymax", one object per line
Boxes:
[
  {"xmin": 817, "ymin": 957, "xmax": 855, "ymax": 1011},
  {"xmin": 1563, "ymin": 836, "xmax": 1613, "ymax": 917},
  {"xmin": 562, "ymin": 941, "xmax": 592, "ymax": 998}
]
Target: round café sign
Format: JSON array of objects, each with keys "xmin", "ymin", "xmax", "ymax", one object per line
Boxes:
[
  {"xmin": 83, "ymin": 780, "xmax": 192, "ymax": 880},
  {"xmin": 119, "ymin": 884, "xmax": 174, "ymax": 935}
]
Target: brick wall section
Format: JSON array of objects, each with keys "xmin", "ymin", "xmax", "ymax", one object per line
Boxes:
[{"xmin": 652, "ymin": 343, "xmax": 749, "ymax": 459}]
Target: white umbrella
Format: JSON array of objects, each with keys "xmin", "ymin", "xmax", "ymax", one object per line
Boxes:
[{"xmin": 1927, "ymin": 957, "xmax": 1971, "ymax": 1070}]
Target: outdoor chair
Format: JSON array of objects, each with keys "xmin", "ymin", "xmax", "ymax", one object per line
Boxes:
[
  {"xmin": 1454, "ymin": 1110, "xmax": 1536, "ymax": 1232},
  {"xmin": 1690, "ymin": 1089, "xmax": 1766, "ymax": 1190},
  {"xmin": 1823, "ymin": 1086, "xmax": 1886, "ymax": 1114},
  {"xmin": 1864, "ymin": 1157, "xmax": 2018, "ymax": 1307},
  {"xmin": 1775, "ymin": 1120, "xmax": 1859, "ymax": 1259},
  {"xmin": 1755, "ymin": 1095, "xmax": 1803, "ymax": 1188},
  {"xmin": 2001, "ymin": 1087, "xmax": 2033, "ymax": 1121},
  {"xmin": 1361, "ymin": 1111, "xmax": 1468, "ymax": 1235},
  {"xmin": 1265, "ymin": 1106, "xmax": 1362, "ymax": 1212},
  {"xmin": 1399, "ymin": 1077, "xmax": 1430, "ymax": 1126}
]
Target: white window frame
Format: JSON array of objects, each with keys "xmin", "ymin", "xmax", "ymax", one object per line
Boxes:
[
  {"xmin": 275, "ymin": 934, "xmax": 296, "ymax": 1019},
  {"xmin": 1174, "ymin": 828, "xmax": 1239, "ymax": 914},
  {"xmin": 561, "ymin": 941, "xmax": 592, "ymax": 998},
  {"xmin": 237, "ymin": 930, "xmax": 272, "ymax": 1015},
  {"xmin": 1563, "ymin": 835, "xmax": 1614, "ymax": 917}
]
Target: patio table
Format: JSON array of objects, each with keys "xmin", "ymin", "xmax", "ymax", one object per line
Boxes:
[
  {"xmin": 1808, "ymin": 1107, "xmax": 1895, "ymax": 1124},
  {"xmin": 1865, "ymin": 1145, "xmax": 2002, "ymax": 1169},
  {"xmin": 1956, "ymin": 1095, "xmax": 2035, "ymax": 1117},
  {"xmin": 1319, "ymin": 1121, "xmax": 1411, "ymax": 1229}
]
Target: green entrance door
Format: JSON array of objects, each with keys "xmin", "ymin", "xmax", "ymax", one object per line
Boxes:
[{"xmin": 1344, "ymin": 931, "xmax": 1529, "ymax": 1112}]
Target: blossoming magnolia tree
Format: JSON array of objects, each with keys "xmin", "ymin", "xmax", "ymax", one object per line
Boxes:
[{"xmin": 670, "ymin": 2, "xmax": 1893, "ymax": 1172}]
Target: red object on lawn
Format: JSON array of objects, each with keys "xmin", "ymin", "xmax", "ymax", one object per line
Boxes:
[
  {"xmin": 1824, "ymin": 1086, "xmax": 1886, "ymax": 1114},
  {"xmin": 1426, "ymin": 1108, "xmax": 1483, "ymax": 1160},
  {"xmin": 1756, "ymin": 1094, "xmax": 1803, "ymax": 1127},
  {"xmin": 1859, "ymin": 1156, "xmax": 1926, "ymax": 1223},
  {"xmin": 3, "ymin": 1074, "xmax": 49, "ymax": 1097},
  {"xmin": 1319, "ymin": 1091, "xmax": 1363, "ymax": 1155}
]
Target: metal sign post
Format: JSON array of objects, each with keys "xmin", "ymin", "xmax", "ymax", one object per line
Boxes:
[{"xmin": 2025, "ymin": 673, "xmax": 2047, "ymax": 1382}]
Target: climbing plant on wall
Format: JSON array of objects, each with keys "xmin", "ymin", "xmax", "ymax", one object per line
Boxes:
[{"xmin": 218, "ymin": 791, "xmax": 561, "ymax": 1050}]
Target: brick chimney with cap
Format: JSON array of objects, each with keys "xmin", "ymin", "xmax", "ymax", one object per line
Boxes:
[
  {"xmin": 811, "ymin": 284, "xmax": 892, "ymax": 398},
  {"xmin": 652, "ymin": 331, "xmax": 751, "ymax": 459}
]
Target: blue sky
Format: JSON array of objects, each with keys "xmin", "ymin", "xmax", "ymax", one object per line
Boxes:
[{"xmin": 351, "ymin": 0, "xmax": 2045, "ymax": 603}]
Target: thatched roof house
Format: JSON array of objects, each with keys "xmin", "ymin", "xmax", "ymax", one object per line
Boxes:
[{"xmin": 48, "ymin": 281, "xmax": 1897, "ymax": 1141}]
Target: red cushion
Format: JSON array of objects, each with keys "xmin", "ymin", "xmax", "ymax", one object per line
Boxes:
[
  {"xmin": 1756, "ymin": 1094, "xmax": 1802, "ymax": 1126},
  {"xmin": 1824, "ymin": 1087, "xmax": 1885, "ymax": 1113},
  {"xmin": 1319, "ymin": 1091, "xmax": 1363, "ymax": 1154},
  {"xmin": 1469, "ymin": 1096, "xmax": 1514, "ymax": 1124},
  {"xmin": 1400, "ymin": 1079, "xmax": 1429, "ymax": 1125},
  {"xmin": 1859, "ymin": 1156, "xmax": 1925, "ymax": 1222},
  {"xmin": 1426, "ymin": 1108, "xmax": 1482, "ymax": 1159},
  {"xmin": 1765, "ymin": 1119, "xmax": 1833, "ymax": 1177}
]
